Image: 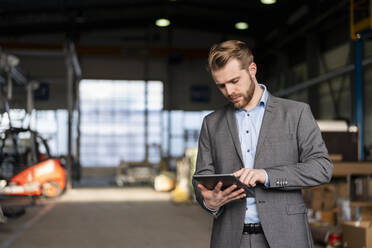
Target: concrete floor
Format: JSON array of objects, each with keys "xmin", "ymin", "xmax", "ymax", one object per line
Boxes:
[{"xmin": 0, "ymin": 187, "xmax": 212, "ymax": 248}]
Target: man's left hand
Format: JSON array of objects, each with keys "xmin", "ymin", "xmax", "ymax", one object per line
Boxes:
[{"xmin": 233, "ymin": 168, "xmax": 266, "ymax": 187}]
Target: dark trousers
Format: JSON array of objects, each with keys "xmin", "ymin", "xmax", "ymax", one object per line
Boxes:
[{"xmin": 240, "ymin": 233, "xmax": 270, "ymax": 248}]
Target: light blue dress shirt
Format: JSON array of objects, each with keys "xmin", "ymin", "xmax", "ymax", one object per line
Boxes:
[{"xmin": 235, "ymin": 84, "xmax": 268, "ymax": 224}]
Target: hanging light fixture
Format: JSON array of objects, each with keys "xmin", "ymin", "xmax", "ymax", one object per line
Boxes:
[
  {"xmin": 261, "ymin": 0, "xmax": 276, "ymax": 4},
  {"xmin": 155, "ymin": 18, "xmax": 171, "ymax": 27},
  {"xmin": 235, "ymin": 22, "xmax": 249, "ymax": 30}
]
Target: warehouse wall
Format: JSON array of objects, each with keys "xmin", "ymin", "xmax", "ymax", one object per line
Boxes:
[
  {"xmin": 10, "ymin": 54, "xmax": 226, "ymax": 111},
  {"xmin": 5, "ymin": 28, "xmax": 253, "ymax": 111},
  {"xmin": 286, "ymin": 41, "xmax": 372, "ymax": 152},
  {"xmin": 5, "ymin": 31, "xmax": 372, "ymax": 152}
]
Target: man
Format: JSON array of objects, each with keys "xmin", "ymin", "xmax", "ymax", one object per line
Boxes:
[{"xmin": 193, "ymin": 40, "xmax": 333, "ymax": 248}]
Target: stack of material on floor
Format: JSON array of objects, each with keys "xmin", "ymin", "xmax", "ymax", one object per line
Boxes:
[
  {"xmin": 171, "ymin": 158, "xmax": 192, "ymax": 203},
  {"xmin": 310, "ymin": 222, "xmax": 341, "ymax": 246},
  {"xmin": 303, "ymin": 184, "xmax": 336, "ymax": 224},
  {"xmin": 341, "ymin": 176, "xmax": 372, "ymax": 248},
  {"xmin": 154, "ymin": 172, "xmax": 176, "ymax": 192},
  {"xmin": 171, "ymin": 147, "xmax": 197, "ymax": 204},
  {"xmin": 342, "ymin": 221, "xmax": 372, "ymax": 248}
]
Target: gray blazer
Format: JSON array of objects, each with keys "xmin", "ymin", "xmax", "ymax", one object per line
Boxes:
[{"xmin": 193, "ymin": 93, "xmax": 333, "ymax": 248}]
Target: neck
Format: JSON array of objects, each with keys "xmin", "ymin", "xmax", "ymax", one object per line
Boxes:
[{"xmin": 243, "ymin": 83, "xmax": 263, "ymax": 111}]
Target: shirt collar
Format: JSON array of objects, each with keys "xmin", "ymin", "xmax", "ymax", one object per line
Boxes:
[{"xmin": 259, "ymin": 84, "xmax": 268, "ymax": 107}]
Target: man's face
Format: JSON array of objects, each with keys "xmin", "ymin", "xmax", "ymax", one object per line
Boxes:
[{"xmin": 212, "ymin": 59, "xmax": 256, "ymax": 109}]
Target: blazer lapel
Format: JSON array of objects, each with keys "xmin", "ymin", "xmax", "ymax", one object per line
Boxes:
[
  {"xmin": 225, "ymin": 104, "xmax": 244, "ymax": 167},
  {"xmin": 255, "ymin": 94, "xmax": 277, "ymax": 162}
]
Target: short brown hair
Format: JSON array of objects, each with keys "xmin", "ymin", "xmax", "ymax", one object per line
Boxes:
[{"xmin": 207, "ymin": 40, "xmax": 254, "ymax": 72}]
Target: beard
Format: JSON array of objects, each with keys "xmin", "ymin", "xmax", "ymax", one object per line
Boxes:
[{"xmin": 230, "ymin": 80, "xmax": 256, "ymax": 109}]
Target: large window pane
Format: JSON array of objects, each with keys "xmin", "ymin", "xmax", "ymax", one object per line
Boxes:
[{"xmin": 80, "ymin": 80, "xmax": 163, "ymax": 167}]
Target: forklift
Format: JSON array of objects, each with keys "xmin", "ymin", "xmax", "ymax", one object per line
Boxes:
[{"xmin": 0, "ymin": 51, "xmax": 66, "ymax": 223}]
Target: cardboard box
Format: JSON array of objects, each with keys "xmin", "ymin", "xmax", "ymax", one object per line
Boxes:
[
  {"xmin": 308, "ymin": 184, "xmax": 335, "ymax": 211},
  {"xmin": 343, "ymin": 221, "xmax": 372, "ymax": 248},
  {"xmin": 351, "ymin": 205, "xmax": 372, "ymax": 222},
  {"xmin": 362, "ymin": 207, "xmax": 372, "ymax": 221},
  {"xmin": 320, "ymin": 210, "xmax": 336, "ymax": 224},
  {"xmin": 335, "ymin": 181, "xmax": 348, "ymax": 198}
]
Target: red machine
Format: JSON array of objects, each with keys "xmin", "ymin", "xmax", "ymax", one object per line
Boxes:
[
  {"xmin": 0, "ymin": 128, "xmax": 66, "ymax": 198},
  {"xmin": 3, "ymin": 158, "xmax": 66, "ymax": 197}
]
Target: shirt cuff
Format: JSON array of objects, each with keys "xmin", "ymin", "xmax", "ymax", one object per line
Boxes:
[
  {"xmin": 203, "ymin": 200, "xmax": 219, "ymax": 212},
  {"xmin": 263, "ymin": 169, "xmax": 269, "ymax": 187}
]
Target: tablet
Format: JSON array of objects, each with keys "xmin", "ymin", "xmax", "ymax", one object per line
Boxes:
[{"xmin": 193, "ymin": 174, "xmax": 255, "ymax": 198}]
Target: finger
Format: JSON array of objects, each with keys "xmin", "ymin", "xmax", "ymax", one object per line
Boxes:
[
  {"xmin": 233, "ymin": 169, "xmax": 244, "ymax": 177},
  {"xmin": 249, "ymin": 172, "xmax": 263, "ymax": 187},
  {"xmin": 213, "ymin": 181, "xmax": 223, "ymax": 193},
  {"xmin": 223, "ymin": 192, "xmax": 246, "ymax": 205},
  {"xmin": 237, "ymin": 169, "xmax": 249, "ymax": 181},
  {"xmin": 198, "ymin": 184, "xmax": 212, "ymax": 198},
  {"xmin": 248, "ymin": 174, "xmax": 258, "ymax": 187},
  {"xmin": 244, "ymin": 172, "xmax": 253, "ymax": 186},
  {"xmin": 240, "ymin": 170, "xmax": 252, "ymax": 185},
  {"xmin": 221, "ymin": 184, "xmax": 237, "ymax": 197},
  {"xmin": 220, "ymin": 188, "xmax": 244, "ymax": 204},
  {"xmin": 225, "ymin": 188, "xmax": 245, "ymax": 199},
  {"xmin": 247, "ymin": 171, "xmax": 258, "ymax": 186}
]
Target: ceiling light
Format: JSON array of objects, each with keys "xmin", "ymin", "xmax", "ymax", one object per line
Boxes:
[
  {"xmin": 155, "ymin": 18, "xmax": 171, "ymax": 27},
  {"xmin": 235, "ymin": 22, "xmax": 249, "ymax": 30},
  {"xmin": 7, "ymin": 55, "xmax": 19, "ymax": 67},
  {"xmin": 261, "ymin": 0, "xmax": 276, "ymax": 4}
]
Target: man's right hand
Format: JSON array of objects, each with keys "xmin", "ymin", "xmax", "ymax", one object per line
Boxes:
[{"xmin": 197, "ymin": 182, "xmax": 246, "ymax": 210}]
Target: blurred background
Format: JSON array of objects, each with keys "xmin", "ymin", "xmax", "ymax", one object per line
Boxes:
[{"xmin": 0, "ymin": 0, "xmax": 371, "ymax": 247}]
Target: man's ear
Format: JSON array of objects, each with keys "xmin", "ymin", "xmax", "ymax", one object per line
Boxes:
[{"xmin": 248, "ymin": 63, "xmax": 257, "ymax": 77}]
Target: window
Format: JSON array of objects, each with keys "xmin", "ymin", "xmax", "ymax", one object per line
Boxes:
[
  {"xmin": 0, "ymin": 109, "xmax": 68, "ymax": 157},
  {"xmin": 162, "ymin": 110, "xmax": 212, "ymax": 159},
  {"xmin": 80, "ymin": 79, "xmax": 163, "ymax": 166}
]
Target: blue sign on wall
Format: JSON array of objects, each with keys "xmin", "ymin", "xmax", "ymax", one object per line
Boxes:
[
  {"xmin": 190, "ymin": 85, "xmax": 210, "ymax": 103},
  {"xmin": 34, "ymin": 83, "xmax": 49, "ymax": 101}
]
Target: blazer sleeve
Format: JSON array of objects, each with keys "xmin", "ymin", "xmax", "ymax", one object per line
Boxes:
[
  {"xmin": 192, "ymin": 118, "xmax": 225, "ymax": 218},
  {"xmin": 265, "ymin": 104, "xmax": 333, "ymax": 190}
]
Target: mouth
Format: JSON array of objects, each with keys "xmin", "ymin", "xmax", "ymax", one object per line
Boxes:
[{"xmin": 230, "ymin": 96, "xmax": 242, "ymax": 103}]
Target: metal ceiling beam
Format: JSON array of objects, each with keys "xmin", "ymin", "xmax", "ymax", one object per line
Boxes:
[
  {"xmin": 0, "ymin": 16, "xmax": 251, "ymax": 37},
  {"xmin": 274, "ymin": 56, "xmax": 372, "ymax": 97},
  {"xmin": 1, "ymin": 42, "xmax": 209, "ymax": 59},
  {"xmin": 0, "ymin": 1, "xmax": 286, "ymax": 38},
  {"xmin": 0, "ymin": 1, "xmax": 266, "ymax": 16},
  {"xmin": 265, "ymin": 0, "xmax": 348, "ymax": 48}
]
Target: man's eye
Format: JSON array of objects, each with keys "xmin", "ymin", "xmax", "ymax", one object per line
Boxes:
[{"xmin": 219, "ymin": 84, "xmax": 225, "ymax": 89}]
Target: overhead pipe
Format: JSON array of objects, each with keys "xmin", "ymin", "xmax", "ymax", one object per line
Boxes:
[{"xmin": 274, "ymin": 56, "xmax": 372, "ymax": 97}]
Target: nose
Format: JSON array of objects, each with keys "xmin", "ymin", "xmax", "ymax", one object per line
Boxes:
[{"xmin": 225, "ymin": 83, "xmax": 234, "ymax": 96}]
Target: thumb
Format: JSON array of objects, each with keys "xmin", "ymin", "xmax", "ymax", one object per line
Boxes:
[{"xmin": 197, "ymin": 183, "xmax": 208, "ymax": 192}]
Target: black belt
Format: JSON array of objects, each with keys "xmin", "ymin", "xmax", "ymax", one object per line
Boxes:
[{"xmin": 243, "ymin": 223, "xmax": 263, "ymax": 234}]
